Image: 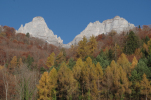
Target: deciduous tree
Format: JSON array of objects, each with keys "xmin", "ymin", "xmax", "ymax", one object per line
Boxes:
[
  {"xmin": 87, "ymin": 35, "xmax": 97, "ymax": 55},
  {"xmin": 37, "ymin": 72, "xmax": 50, "ymax": 100},
  {"xmin": 46, "ymin": 52, "xmax": 55, "ymax": 68},
  {"xmin": 76, "ymin": 36, "xmax": 90, "ymax": 58},
  {"xmin": 140, "ymin": 74, "xmax": 151, "ymax": 100}
]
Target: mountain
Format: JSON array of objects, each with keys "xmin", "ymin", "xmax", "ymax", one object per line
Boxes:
[
  {"xmin": 63, "ymin": 16, "xmax": 135, "ymax": 48},
  {"xmin": 17, "ymin": 16, "xmax": 135, "ymax": 48},
  {"xmin": 17, "ymin": 16, "xmax": 63, "ymax": 46}
]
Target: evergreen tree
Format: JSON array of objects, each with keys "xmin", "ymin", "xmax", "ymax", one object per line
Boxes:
[
  {"xmin": 108, "ymin": 49, "xmax": 114, "ymax": 61},
  {"xmin": 67, "ymin": 58, "xmax": 76, "ymax": 70},
  {"xmin": 145, "ymin": 36, "xmax": 150, "ymax": 44},
  {"xmin": 26, "ymin": 55, "xmax": 34, "ymax": 69},
  {"xmin": 129, "ymin": 70, "xmax": 141, "ymax": 99},
  {"xmin": 96, "ymin": 55, "xmax": 109, "ymax": 69},
  {"xmin": 26, "ymin": 32, "xmax": 30, "ymax": 38},
  {"xmin": 136, "ymin": 60, "xmax": 151, "ymax": 79},
  {"xmin": 124, "ymin": 31, "xmax": 139, "ymax": 54}
]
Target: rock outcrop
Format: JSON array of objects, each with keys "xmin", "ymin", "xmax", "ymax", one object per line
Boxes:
[
  {"xmin": 17, "ymin": 16, "xmax": 63, "ymax": 46},
  {"xmin": 17, "ymin": 16, "xmax": 135, "ymax": 48},
  {"xmin": 63, "ymin": 16, "xmax": 135, "ymax": 48}
]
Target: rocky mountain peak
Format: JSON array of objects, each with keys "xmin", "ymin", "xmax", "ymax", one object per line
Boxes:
[
  {"xmin": 32, "ymin": 16, "xmax": 44, "ymax": 22},
  {"xmin": 17, "ymin": 16, "xmax": 135, "ymax": 48},
  {"xmin": 63, "ymin": 16, "xmax": 135, "ymax": 48},
  {"xmin": 17, "ymin": 16, "xmax": 63, "ymax": 46}
]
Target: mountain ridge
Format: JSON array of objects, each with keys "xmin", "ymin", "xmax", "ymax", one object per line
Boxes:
[
  {"xmin": 17, "ymin": 16, "xmax": 135, "ymax": 48},
  {"xmin": 17, "ymin": 16, "xmax": 63, "ymax": 46},
  {"xmin": 63, "ymin": 16, "xmax": 135, "ymax": 48}
]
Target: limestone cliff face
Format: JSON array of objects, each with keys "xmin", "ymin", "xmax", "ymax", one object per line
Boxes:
[
  {"xmin": 17, "ymin": 16, "xmax": 135, "ymax": 48},
  {"xmin": 63, "ymin": 16, "xmax": 135, "ymax": 48},
  {"xmin": 17, "ymin": 16, "xmax": 63, "ymax": 46}
]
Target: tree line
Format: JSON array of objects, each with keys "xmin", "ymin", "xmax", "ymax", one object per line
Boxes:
[{"xmin": 0, "ymin": 25, "xmax": 151, "ymax": 99}]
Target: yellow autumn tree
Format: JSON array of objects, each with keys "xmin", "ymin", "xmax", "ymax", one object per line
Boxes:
[
  {"xmin": 77, "ymin": 36, "xmax": 90, "ymax": 58},
  {"xmin": 73, "ymin": 58, "xmax": 83, "ymax": 80},
  {"xmin": 110, "ymin": 60, "xmax": 121, "ymax": 99},
  {"xmin": 0, "ymin": 65, "xmax": 4, "ymax": 70},
  {"xmin": 37, "ymin": 72, "xmax": 50, "ymax": 100},
  {"xmin": 119, "ymin": 66, "xmax": 131, "ymax": 99},
  {"xmin": 87, "ymin": 35, "xmax": 97, "ymax": 55},
  {"xmin": 55, "ymin": 51, "xmax": 65, "ymax": 66},
  {"xmin": 80, "ymin": 57, "xmax": 93, "ymax": 99},
  {"xmin": 117, "ymin": 53, "xmax": 131, "ymax": 76},
  {"xmin": 95, "ymin": 62, "xmax": 103, "ymax": 100},
  {"xmin": 104, "ymin": 65, "xmax": 113, "ymax": 99},
  {"xmin": 10, "ymin": 56, "xmax": 17, "ymax": 67},
  {"xmin": 147, "ymin": 39, "xmax": 151, "ymax": 54},
  {"xmin": 90, "ymin": 63, "xmax": 98, "ymax": 100},
  {"xmin": 48, "ymin": 67, "xmax": 58, "ymax": 100},
  {"xmin": 131, "ymin": 56, "xmax": 138, "ymax": 69},
  {"xmin": 58, "ymin": 62, "xmax": 77, "ymax": 99},
  {"xmin": 46, "ymin": 52, "xmax": 55, "ymax": 68},
  {"xmin": 10, "ymin": 56, "xmax": 17, "ymax": 73},
  {"xmin": 140, "ymin": 74, "xmax": 151, "ymax": 100},
  {"xmin": 18, "ymin": 58, "xmax": 23, "ymax": 68}
]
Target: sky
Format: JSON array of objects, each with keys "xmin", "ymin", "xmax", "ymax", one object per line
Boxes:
[{"xmin": 0, "ymin": 0, "xmax": 151, "ymax": 44}]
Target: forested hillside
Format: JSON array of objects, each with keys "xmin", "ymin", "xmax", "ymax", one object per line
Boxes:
[{"xmin": 0, "ymin": 25, "xmax": 151, "ymax": 100}]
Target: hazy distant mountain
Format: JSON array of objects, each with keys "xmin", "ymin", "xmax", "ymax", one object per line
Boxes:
[
  {"xmin": 17, "ymin": 16, "xmax": 63, "ymax": 46},
  {"xmin": 63, "ymin": 16, "xmax": 135, "ymax": 48},
  {"xmin": 17, "ymin": 16, "xmax": 135, "ymax": 48}
]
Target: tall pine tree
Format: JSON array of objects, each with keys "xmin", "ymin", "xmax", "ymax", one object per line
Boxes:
[{"xmin": 124, "ymin": 31, "xmax": 139, "ymax": 54}]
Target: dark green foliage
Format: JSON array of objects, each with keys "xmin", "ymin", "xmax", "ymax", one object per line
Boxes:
[
  {"xmin": 138, "ymin": 25, "xmax": 141, "ymax": 29},
  {"xmin": 26, "ymin": 32, "xmax": 30, "ymax": 38},
  {"xmin": 135, "ymin": 60, "xmax": 151, "ymax": 79},
  {"xmin": 26, "ymin": 55, "xmax": 34, "ymax": 69},
  {"xmin": 19, "ymin": 77, "xmax": 36, "ymax": 100},
  {"xmin": 124, "ymin": 31, "xmax": 140, "ymax": 55},
  {"xmin": 144, "ymin": 36, "xmax": 150, "ymax": 44},
  {"xmin": 108, "ymin": 49, "xmax": 114, "ymax": 61},
  {"xmin": 40, "ymin": 67, "xmax": 46, "ymax": 74},
  {"xmin": 142, "ymin": 47, "xmax": 149, "ymax": 58},
  {"xmin": 96, "ymin": 55, "xmax": 109, "ymax": 69},
  {"xmin": 147, "ymin": 54, "xmax": 151, "ymax": 68},
  {"xmin": 67, "ymin": 58, "xmax": 76, "ymax": 70},
  {"xmin": 130, "ymin": 70, "xmax": 141, "ymax": 82}
]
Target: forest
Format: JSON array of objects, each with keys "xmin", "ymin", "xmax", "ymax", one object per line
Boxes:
[{"xmin": 0, "ymin": 25, "xmax": 151, "ymax": 100}]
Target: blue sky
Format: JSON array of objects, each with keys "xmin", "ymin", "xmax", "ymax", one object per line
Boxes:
[{"xmin": 0, "ymin": 0, "xmax": 151, "ymax": 44}]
